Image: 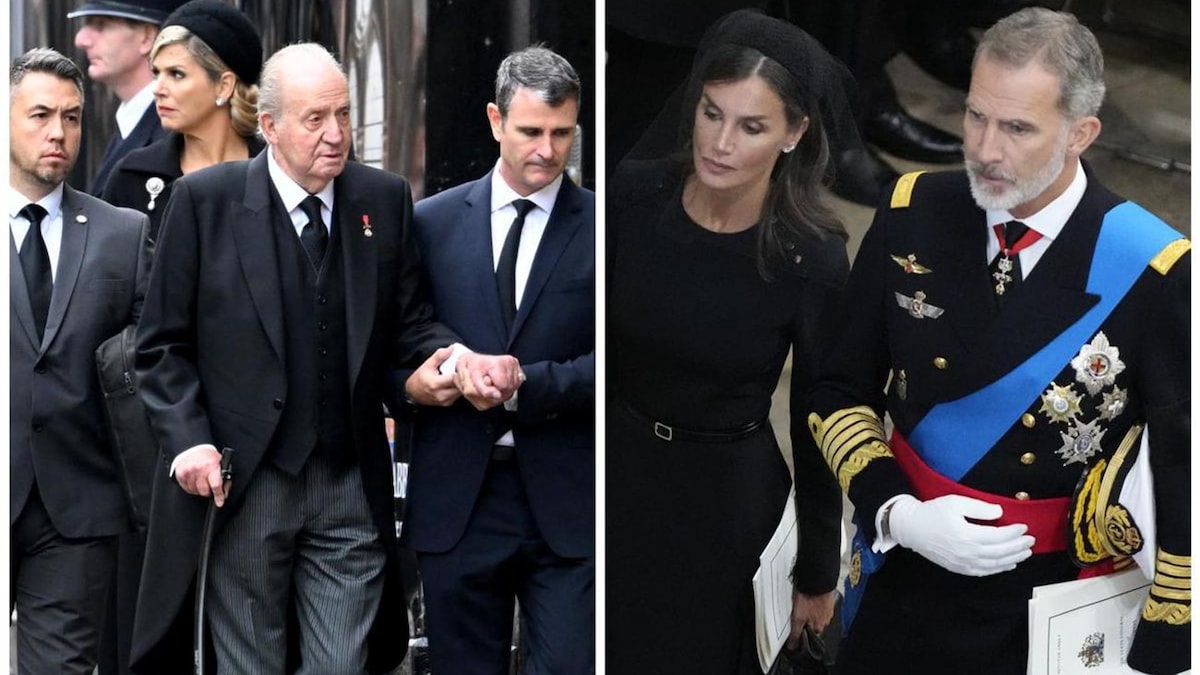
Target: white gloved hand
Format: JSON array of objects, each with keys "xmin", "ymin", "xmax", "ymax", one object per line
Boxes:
[{"xmin": 888, "ymin": 494, "xmax": 1035, "ymax": 576}]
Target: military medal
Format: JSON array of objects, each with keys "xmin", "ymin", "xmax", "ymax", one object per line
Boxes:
[
  {"xmin": 1039, "ymin": 383, "xmax": 1082, "ymax": 424},
  {"xmin": 890, "ymin": 253, "xmax": 932, "ymax": 274},
  {"xmin": 145, "ymin": 177, "xmax": 165, "ymax": 211},
  {"xmin": 1070, "ymin": 332, "xmax": 1125, "ymax": 395},
  {"xmin": 1098, "ymin": 386, "xmax": 1128, "ymax": 421},
  {"xmin": 362, "ymin": 214, "xmax": 373, "ymax": 238},
  {"xmin": 991, "ymin": 222, "xmax": 1042, "ymax": 296},
  {"xmin": 895, "ymin": 369, "xmax": 908, "ymax": 400},
  {"xmin": 894, "ymin": 291, "xmax": 944, "ymax": 319},
  {"xmin": 1056, "ymin": 418, "xmax": 1106, "ymax": 465}
]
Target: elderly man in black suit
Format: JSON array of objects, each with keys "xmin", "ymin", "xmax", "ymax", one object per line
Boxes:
[
  {"xmin": 130, "ymin": 42, "xmax": 520, "ymax": 674},
  {"xmin": 9, "ymin": 47, "xmax": 152, "ymax": 674}
]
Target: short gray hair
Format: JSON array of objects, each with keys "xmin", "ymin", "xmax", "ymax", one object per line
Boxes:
[
  {"xmin": 258, "ymin": 43, "xmax": 344, "ymax": 119},
  {"xmin": 975, "ymin": 7, "xmax": 1105, "ymax": 118},
  {"xmin": 494, "ymin": 45, "xmax": 581, "ymax": 118},
  {"xmin": 11, "ymin": 47, "xmax": 85, "ymax": 101}
]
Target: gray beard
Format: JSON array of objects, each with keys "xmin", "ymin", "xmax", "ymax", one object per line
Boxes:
[{"xmin": 965, "ymin": 140, "xmax": 1068, "ymax": 213}]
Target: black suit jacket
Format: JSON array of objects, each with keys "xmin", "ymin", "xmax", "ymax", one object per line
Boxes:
[
  {"xmin": 90, "ymin": 103, "xmax": 168, "ymax": 196},
  {"xmin": 400, "ymin": 172, "xmax": 595, "ymax": 559},
  {"xmin": 130, "ymin": 152, "xmax": 456, "ymax": 674},
  {"xmin": 9, "ymin": 186, "xmax": 152, "ymax": 537}
]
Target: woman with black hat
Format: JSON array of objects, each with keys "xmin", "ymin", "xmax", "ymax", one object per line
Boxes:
[
  {"xmin": 607, "ymin": 9, "xmax": 853, "ymax": 673},
  {"xmin": 101, "ymin": 0, "xmax": 264, "ymax": 241}
]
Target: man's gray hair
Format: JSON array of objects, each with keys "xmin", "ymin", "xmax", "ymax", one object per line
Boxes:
[
  {"xmin": 494, "ymin": 45, "xmax": 581, "ymax": 117},
  {"xmin": 11, "ymin": 47, "xmax": 85, "ymax": 101},
  {"xmin": 258, "ymin": 43, "xmax": 344, "ymax": 118},
  {"xmin": 975, "ymin": 7, "xmax": 1105, "ymax": 119}
]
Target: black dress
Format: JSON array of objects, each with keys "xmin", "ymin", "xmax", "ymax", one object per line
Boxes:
[{"xmin": 607, "ymin": 159, "xmax": 847, "ymax": 673}]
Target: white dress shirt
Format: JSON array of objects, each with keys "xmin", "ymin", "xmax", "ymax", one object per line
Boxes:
[{"xmin": 9, "ymin": 184, "xmax": 65, "ymax": 280}]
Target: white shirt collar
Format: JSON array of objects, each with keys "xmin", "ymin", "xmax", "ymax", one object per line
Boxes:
[
  {"xmin": 489, "ymin": 160, "xmax": 563, "ymax": 216},
  {"xmin": 985, "ymin": 158, "xmax": 1087, "ymax": 242},
  {"xmin": 267, "ymin": 145, "xmax": 335, "ymax": 214},
  {"xmin": 9, "ymin": 183, "xmax": 65, "ymax": 222},
  {"xmin": 116, "ymin": 82, "xmax": 157, "ymax": 139}
]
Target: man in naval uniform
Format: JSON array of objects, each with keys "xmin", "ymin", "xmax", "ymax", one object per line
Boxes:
[{"xmin": 806, "ymin": 8, "xmax": 1189, "ymax": 675}]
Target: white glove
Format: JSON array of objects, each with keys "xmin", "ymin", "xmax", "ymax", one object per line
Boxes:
[{"xmin": 888, "ymin": 494, "xmax": 1035, "ymax": 577}]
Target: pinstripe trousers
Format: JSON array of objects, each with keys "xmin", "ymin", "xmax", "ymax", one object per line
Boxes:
[{"xmin": 206, "ymin": 454, "xmax": 385, "ymax": 675}]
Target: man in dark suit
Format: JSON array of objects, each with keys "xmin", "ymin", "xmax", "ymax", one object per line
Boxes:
[
  {"xmin": 68, "ymin": 0, "xmax": 186, "ymax": 194},
  {"xmin": 402, "ymin": 46, "xmax": 595, "ymax": 674},
  {"xmin": 9, "ymin": 47, "xmax": 152, "ymax": 674},
  {"xmin": 130, "ymin": 43, "xmax": 520, "ymax": 674},
  {"xmin": 807, "ymin": 8, "xmax": 1189, "ymax": 675}
]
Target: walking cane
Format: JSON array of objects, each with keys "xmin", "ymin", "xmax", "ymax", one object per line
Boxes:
[{"xmin": 194, "ymin": 448, "xmax": 234, "ymax": 675}]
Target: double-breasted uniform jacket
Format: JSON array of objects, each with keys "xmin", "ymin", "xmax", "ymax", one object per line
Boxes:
[
  {"xmin": 130, "ymin": 153, "xmax": 456, "ymax": 674},
  {"xmin": 10, "ymin": 186, "xmax": 152, "ymax": 537},
  {"xmin": 101, "ymin": 132, "xmax": 267, "ymax": 242},
  {"xmin": 398, "ymin": 171, "xmax": 595, "ymax": 560},
  {"xmin": 807, "ymin": 169, "xmax": 1189, "ymax": 673}
]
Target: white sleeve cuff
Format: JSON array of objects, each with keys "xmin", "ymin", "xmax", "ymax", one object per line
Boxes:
[
  {"xmin": 437, "ymin": 343, "xmax": 470, "ymax": 376},
  {"xmin": 169, "ymin": 444, "xmax": 216, "ymax": 477}
]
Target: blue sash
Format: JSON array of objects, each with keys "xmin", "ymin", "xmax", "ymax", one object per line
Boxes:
[{"xmin": 909, "ymin": 202, "xmax": 1181, "ymax": 480}]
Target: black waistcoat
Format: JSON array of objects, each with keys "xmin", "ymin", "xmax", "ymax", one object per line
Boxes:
[{"xmin": 267, "ymin": 192, "xmax": 355, "ymax": 474}]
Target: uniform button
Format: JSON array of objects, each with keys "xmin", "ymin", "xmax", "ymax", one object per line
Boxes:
[
  {"xmin": 273, "ymin": 399, "xmax": 284, "ymax": 410},
  {"xmin": 318, "ymin": 295, "xmax": 328, "ymax": 305},
  {"xmin": 34, "ymin": 365, "xmax": 46, "ymax": 374},
  {"xmin": 1021, "ymin": 413, "xmax": 1036, "ymax": 428},
  {"xmin": 318, "ymin": 399, "xmax": 327, "ymax": 407},
  {"xmin": 1020, "ymin": 452, "xmax": 1036, "ymax": 465},
  {"xmin": 317, "ymin": 321, "xmax": 327, "ymax": 331},
  {"xmin": 1014, "ymin": 491, "xmax": 1031, "ymax": 501},
  {"xmin": 33, "ymin": 423, "xmax": 44, "ymax": 432},
  {"xmin": 318, "ymin": 347, "xmax": 328, "ymax": 356},
  {"xmin": 319, "ymin": 372, "xmax": 328, "ymax": 381},
  {"xmin": 933, "ymin": 357, "xmax": 949, "ymax": 370}
]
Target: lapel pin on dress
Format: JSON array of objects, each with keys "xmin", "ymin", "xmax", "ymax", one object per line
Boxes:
[
  {"xmin": 145, "ymin": 177, "xmax": 165, "ymax": 211},
  {"xmin": 361, "ymin": 214, "xmax": 373, "ymax": 238}
]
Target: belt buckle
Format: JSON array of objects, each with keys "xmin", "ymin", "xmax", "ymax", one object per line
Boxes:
[{"xmin": 654, "ymin": 422, "xmax": 673, "ymax": 441}]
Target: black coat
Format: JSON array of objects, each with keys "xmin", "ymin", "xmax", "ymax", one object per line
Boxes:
[
  {"xmin": 101, "ymin": 132, "xmax": 267, "ymax": 243},
  {"xmin": 130, "ymin": 153, "xmax": 457, "ymax": 674}
]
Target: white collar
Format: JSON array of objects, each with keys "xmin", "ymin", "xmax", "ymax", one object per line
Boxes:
[
  {"xmin": 9, "ymin": 183, "xmax": 65, "ymax": 221},
  {"xmin": 986, "ymin": 159, "xmax": 1087, "ymax": 241},
  {"xmin": 116, "ymin": 81, "xmax": 158, "ymax": 139},
  {"xmin": 489, "ymin": 159, "xmax": 563, "ymax": 215},
  {"xmin": 267, "ymin": 145, "xmax": 335, "ymax": 213}
]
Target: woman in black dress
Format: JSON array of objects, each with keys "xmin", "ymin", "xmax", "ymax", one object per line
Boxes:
[
  {"xmin": 608, "ymin": 10, "xmax": 858, "ymax": 673},
  {"xmin": 102, "ymin": 0, "xmax": 264, "ymax": 241}
]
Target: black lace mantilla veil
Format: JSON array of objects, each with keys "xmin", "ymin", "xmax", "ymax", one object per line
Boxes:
[{"xmin": 621, "ymin": 8, "xmax": 862, "ymax": 171}]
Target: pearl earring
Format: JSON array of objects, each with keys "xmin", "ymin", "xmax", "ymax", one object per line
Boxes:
[
  {"xmin": 215, "ymin": 97, "xmax": 226, "ymax": 107},
  {"xmin": 781, "ymin": 144, "xmax": 796, "ymax": 154}
]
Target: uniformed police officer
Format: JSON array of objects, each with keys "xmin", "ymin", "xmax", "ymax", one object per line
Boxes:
[{"xmin": 807, "ymin": 8, "xmax": 1189, "ymax": 675}]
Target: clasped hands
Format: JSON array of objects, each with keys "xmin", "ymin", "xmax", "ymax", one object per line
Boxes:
[
  {"xmin": 888, "ymin": 494, "xmax": 1036, "ymax": 577},
  {"xmin": 405, "ymin": 344, "xmax": 524, "ymax": 410}
]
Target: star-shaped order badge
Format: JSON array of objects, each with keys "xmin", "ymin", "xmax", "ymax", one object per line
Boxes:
[
  {"xmin": 1070, "ymin": 331, "xmax": 1125, "ymax": 396},
  {"xmin": 1056, "ymin": 418, "xmax": 1106, "ymax": 465},
  {"xmin": 1039, "ymin": 383, "xmax": 1082, "ymax": 424},
  {"xmin": 1098, "ymin": 386, "xmax": 1128, "ymax": 421}
]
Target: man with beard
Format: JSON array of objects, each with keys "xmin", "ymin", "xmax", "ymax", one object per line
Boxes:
[{"xmin": 806, "ymin": 8, "xmax": 1189, "ymax": 675}]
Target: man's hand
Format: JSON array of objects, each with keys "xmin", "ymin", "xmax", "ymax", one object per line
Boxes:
[
  {"xmin": 173, "ymin": 444, "xmax": 230, "ymax": 507},
  {"xmin": 455, "ymin": 352, "xmax": 523, "ymax": 410},
  {"xmin": 404, "ymin": 346, "xmax": 461, "ymax": 406},
  {"xmin": 786, "ymin": 590, "xmax": 838, "ymax": 649},
  {"xmin": 889, "ymin": 494, "xmax": 1035, "ymax": 576}
]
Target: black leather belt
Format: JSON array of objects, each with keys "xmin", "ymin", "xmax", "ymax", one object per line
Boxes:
[
  {"xmin": 491, "ymin": 445, "xmax": 515, "ymax": 461},
  {"xmin": 617, "ymin": 399, "xmax": 767, "ymax": 443}
]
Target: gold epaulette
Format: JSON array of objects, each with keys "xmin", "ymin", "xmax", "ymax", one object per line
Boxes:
[
  {"xmin": 1144, "ymin": 548, "xmax": 1191, "ymax": 625},
  {"xmin": 1149, "ymin": 238, "xmax": 1190, "ymax": 275},
  {"xmin": 808, "ymin": 406, "xmax": 891, "ymax": 492},
  {"xmin": 889, "ymin": 171, "xmax": 926, "ymax": 209}
]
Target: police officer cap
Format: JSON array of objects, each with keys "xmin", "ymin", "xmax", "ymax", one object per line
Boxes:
[
  {"xmin": 67, "ymin": 0, "xmax": 189, "ymax": 25},
  {"xmin": 162, "ymin": 0, "xmax": 263, "ymax": 85}
]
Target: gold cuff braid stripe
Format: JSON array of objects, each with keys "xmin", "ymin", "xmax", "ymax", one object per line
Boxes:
[
  {"xmin": 828, "ymin": 425, "xmax": 884, "ymax": 471},
  {"xmin": 1157, "ymin": 550, "xmax": 1191, "ymax": 566},
  {"xmin": 1142, "ymin": 598, "xmax": 1191, "ymax": 625},
  {"xmin": 1159, "ymin": 561, "xmax": 1190, "ymax": 577},
  {"xmin": 1150, "ymin": 585, "xmax": 1191, "ymax": 601},
  {"xmin": 836, "ymin": 440, "xmax": 891, "ymax": 493},
  {"xmin": 1154, "ymin": 575, "xmax": 1191, "ymax": 590}
]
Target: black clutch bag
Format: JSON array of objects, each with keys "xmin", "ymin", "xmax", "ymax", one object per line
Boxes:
[{"xmin": 95, "ymin": 324, "xmax": 159, "ymax": 529}]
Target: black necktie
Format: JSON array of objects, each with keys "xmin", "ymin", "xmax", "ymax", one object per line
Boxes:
[
  {"xmin": 298, "ymin": 195, "xmax": 328, "ymax": 270},
  {"xmin": 989, "ymin": 220, "xmax": 1029, "ymax": 306},
  {"xmin": 497, "ymin": 199, "xmax": 536, "ymax": 331},
  {"xmin": 18, "ymin": 204, "xmax": 52, "ymax": 339}
]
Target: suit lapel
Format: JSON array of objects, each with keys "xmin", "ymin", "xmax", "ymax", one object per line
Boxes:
[
  {"xmin": 464, "ymin": 177, "xmax": 510, "ymax": 343},
  {"xmin": 336, "ymin": 165, "xmax": 378, "ymax": 392},
  {"xmin": 9, "ymin": 234, "xmax": 39, "ymax": 347},
  {"xmin": 509, "ymin": 179, "xmax": 585, "ymax": 344},
  {"xmin": 232, "ymin": 153, "xmax": 286, "ymax": 363},
  {"xmin": 41, "ymin": 187, "xmax": 88, "ymax": 353}
]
